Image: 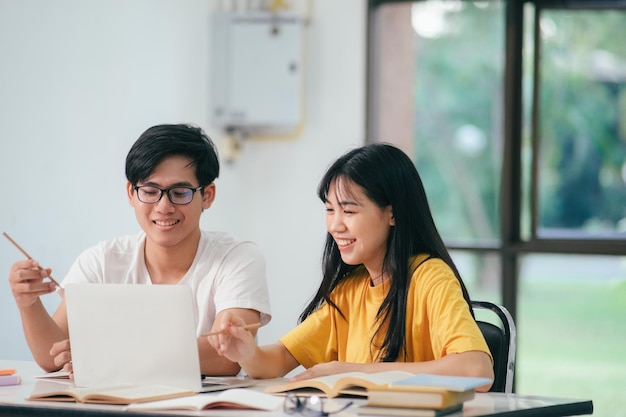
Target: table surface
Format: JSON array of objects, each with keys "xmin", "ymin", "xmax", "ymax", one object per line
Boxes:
[{"xmin": 0, "ymin": 360, "xmax": 593, "ymax": 417}]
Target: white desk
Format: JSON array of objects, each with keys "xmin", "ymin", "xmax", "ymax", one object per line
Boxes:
[{"xmin": 0, "ymin": 360, "xmax": 593, "ymax": 417}]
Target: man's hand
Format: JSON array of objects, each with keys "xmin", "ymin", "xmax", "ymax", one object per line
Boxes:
[
  {"xmin": 8, "ymin": 260, "xmax": 56, "ymax": 308},
  {"xmin": 50, "ymin": 339, "xmax": 73, "ymax": 379}
]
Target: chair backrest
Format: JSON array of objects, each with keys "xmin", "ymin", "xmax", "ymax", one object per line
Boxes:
[{"xmin": 471, "ymin": 300, "xmax": 517, "ymax": 393}]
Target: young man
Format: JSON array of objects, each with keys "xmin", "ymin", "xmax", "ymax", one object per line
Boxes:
[{"xmin": 8, "ymin": 124, "xmax": 271, "ymax": 376}]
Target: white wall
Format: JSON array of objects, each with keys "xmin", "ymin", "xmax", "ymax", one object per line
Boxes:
[{"xmin": 0, "ymin": 0, "xmax": 366, "ymax": 360}]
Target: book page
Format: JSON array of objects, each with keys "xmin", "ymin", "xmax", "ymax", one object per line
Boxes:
[
  {"xmin": 84, "ymin": 385, "xmax": 194, "ymax": 404},
  {"xmin": 35, "ymin": 370, "xmax": 71, "ymax": 380},
  {"xmin": 126, "ymin": 388, "xmax": 283, "ymax": 411}
]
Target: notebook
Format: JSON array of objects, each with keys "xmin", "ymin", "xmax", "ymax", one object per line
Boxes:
[{"xmin": 65, "ymin": 283, "xmax": 204, "ymax": 392}]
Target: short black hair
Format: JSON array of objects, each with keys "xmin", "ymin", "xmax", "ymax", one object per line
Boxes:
[{"xmin": 125, "ymin": 124, "xmax": 219, "ymax": 186}]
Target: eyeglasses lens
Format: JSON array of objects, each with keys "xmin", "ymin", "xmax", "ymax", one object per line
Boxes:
[
  {"xmin": 136, "ymin": 186, "xmax": 195, "ymax": 205},
  {"xmin": 283, "ymin": 395, "xmax": 352, "ymax": 417}
]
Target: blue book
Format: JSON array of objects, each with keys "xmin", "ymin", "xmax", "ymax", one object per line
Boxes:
[{"xmin": 390, "ymin": 374, "xmax": 493, "ymax": 392}]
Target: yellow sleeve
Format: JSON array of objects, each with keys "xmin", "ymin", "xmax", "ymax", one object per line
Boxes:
[
  {"xmin": 408, "ymin": 258, "xmax": 492, "ymax": 361},
  {"xmin": 279, "ymin": 302, "xmax": 339, "ymax": 369}
]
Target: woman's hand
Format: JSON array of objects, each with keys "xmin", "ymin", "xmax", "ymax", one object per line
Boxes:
[
  {"xmin": 207, "ymin": 313, "xmax": 257, "ymax": 363},
  {"xmin": 290, "ymin": 361, "xmax": 364, "ymax": 381}
]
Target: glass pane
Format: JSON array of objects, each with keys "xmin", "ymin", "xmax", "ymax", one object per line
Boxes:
[
  {"xmin": 370, "ymin": 1, "xmax": 504, "ymax": 245},
  {"xmin": 451, "ymin": 250, "xmax": 501, "ymax": 305},
  {"xmin": 411, "ymin": 1, "xmax": 504, "ymax": 245},
  {"xmin": 536, "ymin": 10, "xmax": 626, "ymax": 238},
  {"xmin": 521, "ymin": 3, "xmax": 537, "ymax": 242},
  {"xmin": 518, "ymin": 254, "xmax": 626, "ymax": 417}
]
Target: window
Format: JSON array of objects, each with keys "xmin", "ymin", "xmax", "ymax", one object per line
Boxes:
[
  {"xmin": 531, "ymin": 8, "xmax": 626, "ymax": 238},
  {"xmin": 369, "ymin": 1, "xmax": 505, "ymax": 248},
  {"xmin": 368, "ymin": 1, "xmax": 626, "ymax": 416}
]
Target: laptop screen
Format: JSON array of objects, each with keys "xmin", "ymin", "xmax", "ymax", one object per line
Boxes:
[{"xmin": 65, "ymin": 283, "xmax": 202, "ymax": 391}]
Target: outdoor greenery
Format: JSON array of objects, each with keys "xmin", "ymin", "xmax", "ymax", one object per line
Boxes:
[
  {"xmin": 413, "ymin": 3, "xmax": 626, "ymax": 239},
  {"xmin": 460, "ymin": 253, "xmax": 626, "ymax": 417},
  {"xmin": 407, "ymin": 2, "xmax": 626, "ymax": 417},
  {"xmin": 538, "ymin": 10, "xmax": 626, "ymax": 233},
  {"xmin": 413, "ymin": 1, "xmax": 504, "ymax": 243},
  {"xmin": 517, "ymin": 272, "xmax": 626, "ymax": 417}
]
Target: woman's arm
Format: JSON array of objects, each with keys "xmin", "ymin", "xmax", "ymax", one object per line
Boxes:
[
  {"xmin": 209, "ymin": 312, "xmax": 300, "ymax": 379},
  {"xmin": 198, "ymin": 307, "xmax": 262, "ymax": 376},
  {"xmin": 290, "ymin": 351, "xmax": 494, "ymax": 392},
  {"xmin": 237, "ymin": 342, "xmax": 300, "ymax": 379}
]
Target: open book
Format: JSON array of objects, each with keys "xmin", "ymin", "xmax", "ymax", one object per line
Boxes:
[
  {"xmin": 26, "ymin": 380, "xmax": 194, "ymax": 405},
  {"xmin": 264, "ymin": 371, "xmax": 414, "ymax": 398},
  {"xmin": 125, "ymin": 388, "xmax": 283, "ymax": 412}
]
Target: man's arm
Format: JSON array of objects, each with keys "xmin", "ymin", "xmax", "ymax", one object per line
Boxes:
[
  {"xmin": 21, "ymin": 300, "xmax": 69, "ymax": 372},
  {"xmin": 9, "ymin": 260, "xmax": 69, "ymax": 372},
  {"xmin": 197, "ymin": 307, "xmax": 261, "ymax": 376}
]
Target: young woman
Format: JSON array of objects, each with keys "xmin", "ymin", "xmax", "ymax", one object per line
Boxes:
[{"xmin": 210, "ymin": 143, "xmax": 493, "ymax": 391}]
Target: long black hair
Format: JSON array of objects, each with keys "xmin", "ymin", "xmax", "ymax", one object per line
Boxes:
[{"xmin": 299, "ymin": 143, "xmax": 472, "ymax": 362}]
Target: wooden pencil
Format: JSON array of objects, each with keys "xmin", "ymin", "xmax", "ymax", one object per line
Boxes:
[
  {"xmin": 202, "ymin": 322, "xmax": 262, "ymax": 337},
  {"xmin": 2, "ymin": 232, "xmax": 61, "ymax": 288}
]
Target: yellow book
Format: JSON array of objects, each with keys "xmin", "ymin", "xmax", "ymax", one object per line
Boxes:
[{"xmin": 366, "ymin": 388, "xmax": 475, "ymax": 409}]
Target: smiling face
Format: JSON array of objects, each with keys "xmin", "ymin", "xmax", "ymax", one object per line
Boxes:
[
  {"xmin": 127, "ymin": 155, "xmax": 215, "ymax": 250},
  {"xmin": 324, "ymin": 178, "xmax": 395, "ymax": 278}
]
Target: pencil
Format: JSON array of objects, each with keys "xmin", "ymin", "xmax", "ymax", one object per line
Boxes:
[
  {"xmin": 202, "ymin": 322, "xmax": 262, "ymax": 337},
  {"xmin": 2, "ymin": 232, "xmax": 62, "ymax": 288}
]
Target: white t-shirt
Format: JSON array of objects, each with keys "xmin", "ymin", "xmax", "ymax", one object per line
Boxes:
[{"xmin": 62, "ymin": 231, "xmax": 271, "ymax": 335}]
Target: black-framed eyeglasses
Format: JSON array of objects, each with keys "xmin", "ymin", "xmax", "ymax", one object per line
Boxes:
[
  {"xmin": 284, "ymin": 394, "xmax": 353, "ymax": 417},
  {"xmin": 133, "ymin": 185, "xmax": 204, "ymax": 205}
]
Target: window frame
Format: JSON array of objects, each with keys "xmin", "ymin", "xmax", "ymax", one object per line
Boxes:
[{"xmin": 366, "ymin": 0, "xmax": 626, "ymax": 325}]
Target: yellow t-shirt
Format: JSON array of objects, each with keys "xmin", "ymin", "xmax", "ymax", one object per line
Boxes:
[{"xmin": 280, "ymin": 255, "xmax": 491, "ymax": 368}]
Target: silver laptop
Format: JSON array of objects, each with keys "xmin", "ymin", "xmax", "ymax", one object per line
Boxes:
[{"xmin": 65, "ymin": 283, "xmax": 202, "ymax": 391}]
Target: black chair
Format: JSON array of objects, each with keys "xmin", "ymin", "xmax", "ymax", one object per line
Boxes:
[{"xmin": 471, "ymin": 300, "xmax": 516, "ymax": 393}]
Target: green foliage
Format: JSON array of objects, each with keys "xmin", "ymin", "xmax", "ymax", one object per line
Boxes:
[
  {"xmin": 414, "ymin": 3, "xmax": 626, "ymax": 238},
  {"xmin": 414, "ymin": 1, "xmax": 503, "ymax": 242},
  {"xmin": 409, "ymin": 5, "xmax": 626, "ymax": 417},
  {"xmin": 538, "ymin": 10, "xmax": 626, "ymax": 230},
  {"xmin": 518, "ymin": 278, "xmax": 626, "ymax": 417}
]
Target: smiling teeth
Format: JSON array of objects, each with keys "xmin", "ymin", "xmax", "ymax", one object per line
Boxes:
[
  {"xmin": 336, "ymin": 239, "xmax": 354, "ymax": 246},
  {"xmin": 155, "ymin": 220, "xmax": 179, "ymax": 226}
]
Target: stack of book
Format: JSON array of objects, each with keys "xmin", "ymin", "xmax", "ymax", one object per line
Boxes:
[
  {"xmin": 358, "ymin": 374, "xmax": 493, "ymax": 417},
  {"xmin": 0, "ymin": 368, "xmax": 21, "ymax": 387}
]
